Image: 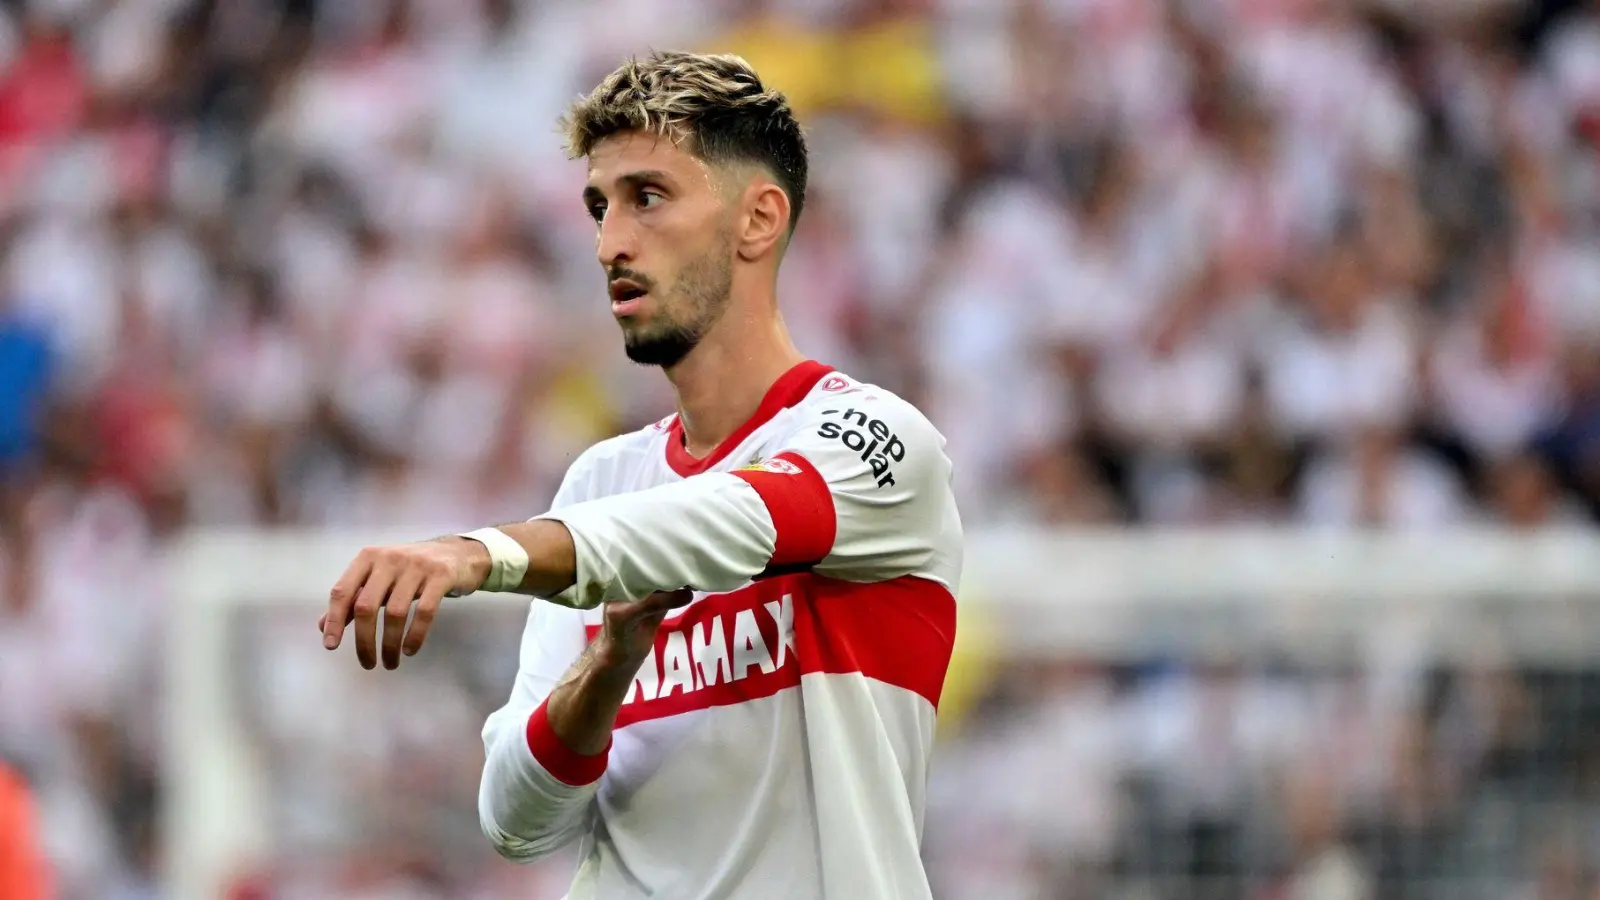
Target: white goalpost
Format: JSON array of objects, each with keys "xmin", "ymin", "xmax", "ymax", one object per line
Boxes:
[{"xmin": 163, "ymin": 527, "xmax": 1600, "ymax": 899}]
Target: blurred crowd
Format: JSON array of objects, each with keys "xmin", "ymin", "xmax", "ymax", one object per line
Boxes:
[
  {"xmin": 930, "ymin": 642, "xmax": 1600, "ymax": 900},
  {"xmin": 1, "ymin": 0, "xmax": 1600, "ymax": 896}
]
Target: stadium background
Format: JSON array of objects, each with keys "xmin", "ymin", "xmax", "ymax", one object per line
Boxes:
[{"xmin": 2, "ymin": 0, "xmax": 1600, "ymax": 897}]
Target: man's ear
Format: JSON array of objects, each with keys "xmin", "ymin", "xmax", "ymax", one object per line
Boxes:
[{"xmin": 736, "ymin": 181, "xmax": 791, "ymax": 262}]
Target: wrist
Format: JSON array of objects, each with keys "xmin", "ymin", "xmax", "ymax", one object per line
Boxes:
[
  {"xmin": 436, "ymin": 536, "xmax": 494, "ymax": 594},
  {"xmin": 453, "ymin": 528, "xmax": 525, "ymax": 592},
  {"xmin": 461, "ymin": 538, "xmax": 494, "ymax": 591},
  {"xmin": 459, "ymin": 520, "xmax": 577, "ymax": 597}
]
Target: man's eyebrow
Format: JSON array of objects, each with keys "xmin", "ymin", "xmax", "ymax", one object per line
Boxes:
[
  {"xmin": 585, "ymin": 170, "xmax": 674, "ymax": 196},
  {"xmin": 583, "ymin": 170, "xmax": 674, "ymax": 205},
  {"xmin": 618, "ymin": 170, "xmax": 672, "ymax": 189}
]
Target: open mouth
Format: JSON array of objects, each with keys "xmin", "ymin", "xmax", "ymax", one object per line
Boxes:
[{"xmin": 609, "ymin": 280, "xmax": 649, "ymax": 316}]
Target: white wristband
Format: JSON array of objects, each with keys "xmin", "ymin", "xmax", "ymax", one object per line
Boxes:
[{"xmin": 458, "ymin": 527, "xmax": 530, "ymax": 593}]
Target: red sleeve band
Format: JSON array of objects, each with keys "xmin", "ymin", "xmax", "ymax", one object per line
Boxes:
[
  {"xmin": 525, "ymin": 700, "xmax": 609, "ymax": 786},
  {"xmin": 731, "ymin": 451, "xmax": 838, "ymax": 570}
]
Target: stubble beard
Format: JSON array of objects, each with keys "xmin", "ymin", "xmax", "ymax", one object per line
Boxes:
[{"xmin": 622, "ymin": 240, "xmax": 735, "ymax": 369}]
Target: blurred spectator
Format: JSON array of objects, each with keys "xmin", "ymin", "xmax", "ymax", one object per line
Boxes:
[
  {"xmin": 1297, "ymin": 426, "xmax": 1468, "ymax": 529},
  {"xmin": 0, "ymin": 0, "xmax": 1598, "ymax": 897}
]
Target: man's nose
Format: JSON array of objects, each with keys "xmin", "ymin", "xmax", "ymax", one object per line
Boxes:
[{"xmin": 597, "ymin": 212, "xmax": 636, "ymax": 269}]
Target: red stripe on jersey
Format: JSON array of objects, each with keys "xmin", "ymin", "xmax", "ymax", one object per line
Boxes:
[
  {"xmin": 793, "ymin": 575, "xmax": 955, "ymax": 709},
  {"xmin": 664, "ymin": 360, "xmax": 833, "ymax": 477},
  {"xmin": 525, "ymin": 700, "xmax": 610, "ymax": 786},
  {"xmin": 731, "ymin": 451, "xmax": 837, "ymax": 571},
  {"xmin": 583, "ymin": 574, "xmax": 956, "ymax": 729}
]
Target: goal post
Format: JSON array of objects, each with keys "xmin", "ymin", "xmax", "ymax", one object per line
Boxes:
[{"xmin": 162, "ymin": 527, "xmax": 1600, "ymax": 899}]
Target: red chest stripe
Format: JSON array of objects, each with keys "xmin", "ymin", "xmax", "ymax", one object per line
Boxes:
[{"xmin": 584, "ymin": 574, "xmax": 956, "ymax": 729}]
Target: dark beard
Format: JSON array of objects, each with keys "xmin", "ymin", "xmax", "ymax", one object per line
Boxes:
[
  {"xmin": 624, "ymin": 320, "xmax": 702, "ymax": 367},
  {"xmin": 621, "ymin": 241, "xmax": 733, "ymax": 368}
]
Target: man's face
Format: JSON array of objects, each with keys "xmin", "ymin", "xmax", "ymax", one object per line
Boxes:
[{"xmin": 584, "ymin": 132, "xmax": 736, "ymax": 368}]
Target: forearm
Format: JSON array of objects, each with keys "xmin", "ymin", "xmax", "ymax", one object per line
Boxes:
[
  {"xmin": 437, "ymin": 520, "xmax": 577, "ymax": 597},
  {"xmin": 456, "ymin": 496, "xmax": 747, "ymax": 604},
  {"xmin": 518, "ymin": 473, "xmax": 789, "ymax": 608},
  {"xmin": 542, "ymin": 640, "xmax": 644, "ymax": 755},
  {"xmin": 477, "ymin": 634, "xmax": 645, "ymax": 861},
  {"xmin": 466, "ymin": 464, "xmax": 827, "ymax": 608}
]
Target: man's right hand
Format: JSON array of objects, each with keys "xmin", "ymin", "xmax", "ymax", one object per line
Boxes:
[
  {"xmin": 320, "ymin": 537, "xmax": 493, "ymax": 670},
  {"xmin": 593, "ymin": 589, "xmax": 695, "ymax": 668}
]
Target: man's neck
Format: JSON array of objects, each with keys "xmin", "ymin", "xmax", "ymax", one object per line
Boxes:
[{"xmin": 666, "ymin": 312, "xmax": 805, "ymax": 459}]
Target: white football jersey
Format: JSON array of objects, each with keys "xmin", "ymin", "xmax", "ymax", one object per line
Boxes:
[{"xmin": 478, "ymin": 360, "xmax": 964, "ymax": 900}]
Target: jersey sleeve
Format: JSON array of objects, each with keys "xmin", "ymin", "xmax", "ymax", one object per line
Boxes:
[
  {"xmin": 478, "ymin": 464, "xmax": 604, "ymax": 863},
  {"xmin": 759, "ymin": 397, "xmax": 959, "ymax": 586},
  {"xmin": 532, "ymin": 393, "xmax": 958, "ymax": 609}
]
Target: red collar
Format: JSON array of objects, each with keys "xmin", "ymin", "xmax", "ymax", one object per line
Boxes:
[{"xmin": 664, "ymin": 360, "xmax": 834, "ymax": 477}]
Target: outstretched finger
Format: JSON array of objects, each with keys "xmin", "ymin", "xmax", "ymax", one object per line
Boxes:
[
  {"xmin": 401, "ymin": 575, "xmax": 452, "ymax": 659},
  {"xmin": 324, "ymin": 554, "xmax": 374, "ymax": 650},
  {"xmin": 317, "ymin": 604, "xmax": 358, "ymax": 634},
  {"xmin": 381, "ymin": 568, "xmax": 424, "ymax": 671},
  {"xmin": 352, "ymin": 562, "xmax": 396, "ymax": 670}
]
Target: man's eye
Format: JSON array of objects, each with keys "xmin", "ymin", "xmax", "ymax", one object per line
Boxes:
[
  {"xmin": 588, "ymin": 203, "xmax": 607, "ymax": 223},
  {"xmin": 638, "ymin": 190, "xmax": 664, "ymax": 209}
]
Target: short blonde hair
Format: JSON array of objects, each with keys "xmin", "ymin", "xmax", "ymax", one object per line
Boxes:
[{"xmin": 563, "ymin": 51, "xmax": 808, "ymax": 232}]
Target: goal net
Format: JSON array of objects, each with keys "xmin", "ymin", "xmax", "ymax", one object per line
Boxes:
[{"xmin": 165, "ymin": 528, "xmax": 1600, "ymax": 900}]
